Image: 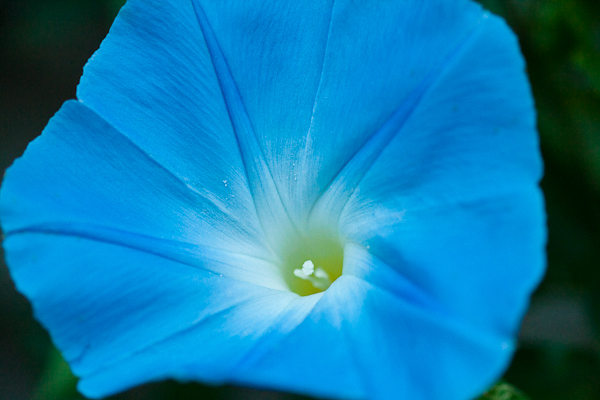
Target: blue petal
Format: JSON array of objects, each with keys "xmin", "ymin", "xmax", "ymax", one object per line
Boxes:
[
  {"xmin": 77, "ymin": 0, "xmax": 245, "ymax": 207},
  {"xmin": 337, "ymin": 11, "xmax": 545, "ymax": 332},
  {"xmin": 4, "ymin": 233, "xmax": 301, "ymax": 398},
  {"xmin": 301, "ymin": 0, "xmax": 488, "ymax": 224},
  {"xmin": 341, "ymin": 11, "xmax": 541, "ymax": 212},
  {"xmin": 0, "ymin": 100, "xmax": 280, "ymax": 285},
  {"xmin": 237, "ymin": 261, "xmax": 510, "ymax": 400},
  {"xmin": 303, "ymin": 7, "xmax": 542, "ymax": 398},
  {"xmin": 230, "ymin": 277, "xmax": 366, "ymax": 400},
  {"xmin": 0, "ymin": 0, "xmax": 545, "ymax": 399},
  {"xmin": 76, "ymin": 0, "xmax": 295, "ymax": 249},
  {"xmin": 346, "ymin": 188, "xmax": 545, "ymax": 337},
  {"xmin": 202, "ymin": 0, "xmax": 493, "ymax": 227},
  {"xmin": 75, "ymin": 0, "xmax": 334, "ymax": 246},
  {"xmin": 340, "ymin": 245, "xmax": 517, "ymax": 400},
  {"xmin": 195, "ymin": 0, "xmax": 337, "ymax": 227},
  {"xmin": 76, "ymin": 0, "xmax": 493, "ymax": 229}
]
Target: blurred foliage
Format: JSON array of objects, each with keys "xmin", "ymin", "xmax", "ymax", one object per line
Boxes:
[
  {"xmin": 479, "ymin": 1, "xmax": 600, "ymax": 399},
  {"xmin": 1, "ymin": 0, "xmax": 600, "ymax": 399},
  {"xmin": 477, "ymin": 382, "xmax": 531, "ymax": 400}
]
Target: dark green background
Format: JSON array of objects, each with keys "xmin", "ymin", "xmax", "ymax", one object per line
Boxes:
[{"xmin": 1, "ymin": 0, "xmax": 599, "ymax": 399}]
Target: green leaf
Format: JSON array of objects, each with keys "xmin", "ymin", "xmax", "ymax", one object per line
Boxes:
[
  {"xmin": 476, "ymin": 382, "xmax": 532, "ymax": 400},
  {"xmin": 33, "ymin": 345, "xmax": 82, "ymax": 400}
]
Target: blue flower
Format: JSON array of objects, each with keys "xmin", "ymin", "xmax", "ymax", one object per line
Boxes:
[{"xmin": 0, "ymin": 0, "xmax": 545, "ymax": 399}]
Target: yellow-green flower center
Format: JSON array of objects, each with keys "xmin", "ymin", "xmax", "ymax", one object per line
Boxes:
[{"xmin": 280, "ymin": 232, "xmax": 344, "ymax": 296}]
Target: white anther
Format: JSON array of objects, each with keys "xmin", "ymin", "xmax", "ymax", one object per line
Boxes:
[
  {"xmin": 314, "ymin": 267, "xmax": 328, "ymax": 279},
  {"xmin": 301, "ymin": 260, "xmax": 315, "ymax": 276},
  {"xmin": 293, "ymin": 269, "xmax": 310, "ymax": 280}
]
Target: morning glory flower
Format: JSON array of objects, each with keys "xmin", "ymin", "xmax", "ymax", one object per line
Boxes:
[{"xmin": 0, "ymin": 0, "xmax": 545, "ymax": 399}]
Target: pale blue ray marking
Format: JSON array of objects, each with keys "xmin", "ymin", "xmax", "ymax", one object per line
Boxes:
[
  {"xmin": 192, "ymin": 0, "xmax": 298, "ymax": 251},
  {"xmin": 308, "ymin": 14, "xmax": 490, "ymax": 229},
  {"xmin": 6, "ymin": 222, "xmax": 286, "ymax": 290}
]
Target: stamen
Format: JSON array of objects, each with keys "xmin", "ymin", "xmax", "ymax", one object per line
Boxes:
[
  {"xmin": 302, "ymin": 260, "xmax": 314, "ymax": 275},
  {"xmin": 293, "ymin": 260, "xmax": 332, "ymax": 291}
]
